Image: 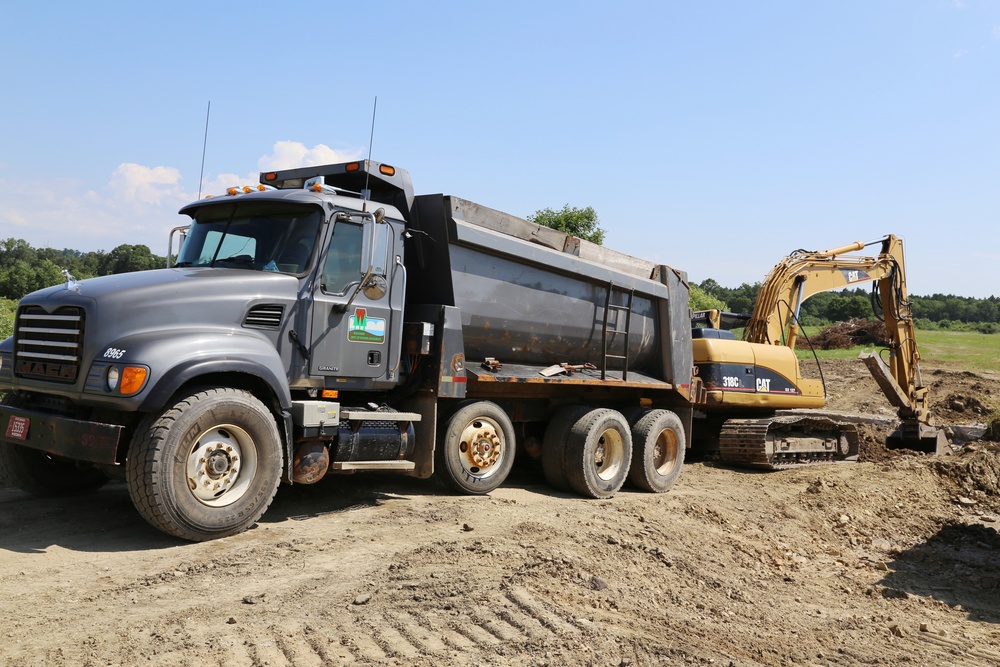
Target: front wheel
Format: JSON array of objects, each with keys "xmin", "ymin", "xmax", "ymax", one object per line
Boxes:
[
  {"xmin": 125, "ymin": 387, "xmax": 282, "ymax": 541},
  {"xmin": 438, "ymin": 401, "xmax": 515, "ymax": 494}
]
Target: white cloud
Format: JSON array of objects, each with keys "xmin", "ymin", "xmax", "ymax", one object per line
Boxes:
[
  {"xmin": 0, "ymin": 142, "xmax": 366, "ymax": 254},
  {"xmin": 108, "ymin": 163, "xmax": 185, "ymax": 206},
  {"xmin": 258, "ymin": 141, "xmax": 362, "ymax": 171}
]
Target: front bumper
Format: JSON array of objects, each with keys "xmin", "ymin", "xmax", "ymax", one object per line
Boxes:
[{"xmin": 0, "ymin": 404, "xmax": 123, "ymax": 465}]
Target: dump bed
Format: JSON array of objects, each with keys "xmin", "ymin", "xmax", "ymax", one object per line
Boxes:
[{"xmin": 406, "ymin": 195, "xmax": 693, "ymax": 394}]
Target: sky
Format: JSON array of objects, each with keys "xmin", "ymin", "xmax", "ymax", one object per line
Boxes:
[{"xmin": 1, "ymin": 1, "xmax": 998, "ymax": 298}]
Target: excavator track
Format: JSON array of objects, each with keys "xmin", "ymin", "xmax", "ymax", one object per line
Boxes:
[{"xmin": 719, "ymin": 416, "xmax": 860, "ymax": 470}]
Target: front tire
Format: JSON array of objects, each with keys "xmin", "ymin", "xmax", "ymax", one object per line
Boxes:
[
  {"xmin": 438, "ymin": 401, "xmax": 515, "ymax": 494},
  {"xmin": 126, "ymin": 387, "xmax": 282, "ymax": 541}
]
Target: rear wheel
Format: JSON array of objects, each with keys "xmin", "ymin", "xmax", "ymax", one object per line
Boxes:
[
  {"xmin": 627, "ymin": 409, "xmax": 685, "ymax": 493},
  {"xmin": 541, "ymin": 405, "xmax": 589, "ymax": 492},
  {"xmin": 126, "ymin": 387, "xmax": 282, "ymax": 541},
  {"xmin": 565, "ymin": 408, "xmax": 632, "ymax": 499},
  {"xmin": 438, "ymin": 401, "xmax": 515, "ymax": 494}
]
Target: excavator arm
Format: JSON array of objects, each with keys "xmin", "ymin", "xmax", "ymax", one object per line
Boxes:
[{"xmin": 744, "ymin": 234, "xmax": 944, "ymax": 453}]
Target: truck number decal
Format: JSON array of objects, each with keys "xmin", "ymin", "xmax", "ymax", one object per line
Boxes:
[
  {"xmin": 722, "ymin": 376, "xmax": 740, "ymax": 388},
  {"xmin": 103, "ymin": 347, "xmax": 127, "ymax": 360}
]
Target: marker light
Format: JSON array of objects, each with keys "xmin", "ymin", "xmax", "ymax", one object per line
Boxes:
[
  {"xmin": 227, "ymin": 187, "xmax": 239, "ymax": 196},
  {"xmin": 379, "ymin": 164, "xmax": 395, "ymax": 176},
  {"xmin": 242, "ymin": 186, "xmax": 253, "ymax": 193},
  {"xmin": 345, "ymin": 162, "xmax": 361, "ymax": 172},
  {"xmin": 321, "ymin": 389, "xmax": 339, "ymax": 399},
  {"xmin": 264, "ymin": 172, "xmax": 277, "ymax": 181}
]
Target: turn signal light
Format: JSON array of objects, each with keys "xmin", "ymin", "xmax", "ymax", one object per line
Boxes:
[
  {"xmin": 321, "ymin": 389, "xmax": 339, "ymax": 399},
  {"xmin": 120, "ymin": 366, "xmax": 149, "ymax": 395}
]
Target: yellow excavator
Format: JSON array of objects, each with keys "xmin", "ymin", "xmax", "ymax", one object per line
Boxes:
[{"xmin": 691, "ymin": 234, "xmax": 947, "ymax": 469}]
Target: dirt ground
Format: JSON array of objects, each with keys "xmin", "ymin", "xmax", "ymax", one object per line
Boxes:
[{"xmin": 2, "ymin": 359, "xmax": 999, "ymax": 666}]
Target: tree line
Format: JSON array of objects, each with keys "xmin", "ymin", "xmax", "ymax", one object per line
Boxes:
[
  {"xmin": 1, "ymin": 228, "xmax": 998, "ymax": 340},
  {"xmin": 693, "ymin": 280, "xmax": 1000, "ymax": 334},
  {"xmin": 0, "ymin": 238, "xmax": 165, "ymax": 301}
]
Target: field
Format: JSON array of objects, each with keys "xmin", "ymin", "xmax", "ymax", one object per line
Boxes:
[{"xmin": 796, "ymin": 328, "xmax": 1000, "ymax": 374}]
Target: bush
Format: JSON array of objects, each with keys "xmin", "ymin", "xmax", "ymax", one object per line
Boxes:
[{"xmin": 0, "ymin": 298, "xmax": 14, "ymax": 341}]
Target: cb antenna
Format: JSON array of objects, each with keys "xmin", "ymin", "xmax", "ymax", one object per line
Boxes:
[
  {"xmin": 362, "ymin": 96, "xmax": 377, "ymax": 211},
  {"xmin": 197, "ymin": 101, "xmax": 211, "ymax": 200}
]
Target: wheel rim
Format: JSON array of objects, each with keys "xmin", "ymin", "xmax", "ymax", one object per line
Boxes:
[
  {"xmin": 593, "ymin": 428, "xmax": 625, "ymax": 481},
  {"xmin": 653, "ymin": 428, "xmax": 679, "ymax": 476},
  {"xmin": 456, "ymin": 417, "xmax": 505, "ymax": 480},
  {"xmin": 186, "ymin": 424, "xmax": 259, "ymax": 507}
]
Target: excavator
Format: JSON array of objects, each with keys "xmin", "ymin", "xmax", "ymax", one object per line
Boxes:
[{"xmin": 690, "ymin": 234, "xmax": 947, "ymax": 469}]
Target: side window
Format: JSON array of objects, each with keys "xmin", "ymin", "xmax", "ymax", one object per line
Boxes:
[{"xmin": 321, "ymin": 222, "xmax": 364, "ymax": 294}]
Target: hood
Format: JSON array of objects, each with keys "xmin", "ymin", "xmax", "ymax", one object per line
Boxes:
[{"xmin": 22, "ymin": 268, "xmax": 301, "ymax": 336}]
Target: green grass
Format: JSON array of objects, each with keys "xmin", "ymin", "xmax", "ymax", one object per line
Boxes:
[{"xmin": 794, "ymin": 327, "xmax": 1000, "ymax": 373}]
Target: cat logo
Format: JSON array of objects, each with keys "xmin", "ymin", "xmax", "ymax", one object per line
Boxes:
[{"xmin": 756, "ymin": 377, "xmax": 771, "ymax": 393}]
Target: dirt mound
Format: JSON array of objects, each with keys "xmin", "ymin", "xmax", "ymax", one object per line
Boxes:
[{"xmin": 930, "ymin": 446, "xmax": 1000, "ymax": 511}]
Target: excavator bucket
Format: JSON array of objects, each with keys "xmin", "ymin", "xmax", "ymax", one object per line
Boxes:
[{"xmin": 886, "ymin": 419, "xmax": 949, "ymax": 455}]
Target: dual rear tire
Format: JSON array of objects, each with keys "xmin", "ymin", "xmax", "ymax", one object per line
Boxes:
[{"xmin": 542, "ymin": 406, "xmax": 684, "ymax": 498}]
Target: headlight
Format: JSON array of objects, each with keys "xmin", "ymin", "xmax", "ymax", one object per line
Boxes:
[{"xmin": 106, "ymin": 366, "xmax": 120, "ymax": 391}]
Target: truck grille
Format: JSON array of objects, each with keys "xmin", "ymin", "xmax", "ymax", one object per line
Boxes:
[{"xmin": 14, "ymin": 306, "xmax": 85, "ymax": 383}]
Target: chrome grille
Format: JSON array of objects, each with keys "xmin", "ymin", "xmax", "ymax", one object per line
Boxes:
[{"xmin": 14, "ymin": 306, "xmax": 84, "ymax": 383}]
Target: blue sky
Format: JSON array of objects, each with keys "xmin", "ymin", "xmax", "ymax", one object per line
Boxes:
[{"xmin": 1, "ymin": 1, "xmax": 998, "ymax": 298}]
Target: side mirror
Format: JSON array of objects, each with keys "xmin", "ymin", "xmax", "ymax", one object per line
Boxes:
[{"xmin": 360, "ymin": 216, "xmax": 389, "ymax": 277}]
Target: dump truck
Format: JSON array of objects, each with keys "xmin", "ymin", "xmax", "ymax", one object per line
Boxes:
[{"xmin": 0, "ymin": 159, "xmax": 696, "ymax": 541}]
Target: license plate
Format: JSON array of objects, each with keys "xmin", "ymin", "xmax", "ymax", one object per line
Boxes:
[{"xmin": 5, "ymin": 415, "xmax": 29, "ymax": 441}]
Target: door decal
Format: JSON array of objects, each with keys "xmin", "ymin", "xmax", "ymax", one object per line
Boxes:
[{"xmin": 348, "ymin": 307, "xmax": 386, "ymax": 343}]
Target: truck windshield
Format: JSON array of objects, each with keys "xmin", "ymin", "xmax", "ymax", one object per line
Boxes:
[{"xmin": 175, "ymin": 202, "xmax": 323, "ymax": 275}]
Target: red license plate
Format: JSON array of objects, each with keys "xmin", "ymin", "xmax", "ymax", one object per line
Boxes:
[{"xmin": 5, "ymin": 415, "xmax": 29, "ymax": 441}]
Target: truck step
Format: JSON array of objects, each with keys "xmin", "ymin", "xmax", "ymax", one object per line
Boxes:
[
  {"xmin": 342, "ymin": 410, "xmax": 422, "ymax": 422},
  {"xmin": 330, "ymin": 460, "xmax": 416, "ymax": 471}
]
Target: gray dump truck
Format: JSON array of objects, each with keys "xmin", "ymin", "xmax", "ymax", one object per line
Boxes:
[{"xmin": 0, "ymin": 160, "xmax": 695, "ymax": 541}]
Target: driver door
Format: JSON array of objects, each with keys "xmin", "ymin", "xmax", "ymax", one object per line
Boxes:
[{"xmin": 309, "ymin": 218, "xmax": 395, "ymax": 381}]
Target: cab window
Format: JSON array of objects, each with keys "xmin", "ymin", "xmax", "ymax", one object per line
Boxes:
[{"xmin": 321, "ymin": 221, "xmax": 364, "ymax": 294}]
